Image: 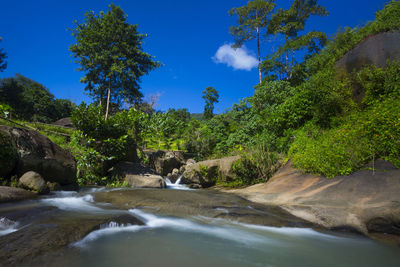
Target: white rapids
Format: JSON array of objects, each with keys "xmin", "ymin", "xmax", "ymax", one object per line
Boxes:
[{"xmin": 165, "ymin": 175, "xmax": 191, "ymax": 190}]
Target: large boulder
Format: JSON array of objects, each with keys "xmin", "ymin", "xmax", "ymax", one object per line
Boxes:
[
  {"xmin": 181, "ymin": 156, "xmax": 240, "ymax": 188},
  {"xmin": 0, "ymin": 130, "xmax": 18, "ymax": 179},
  {"xmin": 19, "ymin": 171, "xmax": 49, "ymax": 194},
  {"xmin": 232, "ymin": 160, "xmax": 400, "ymax": 242},
  {"xmin": 336, "ymin": 31, "xmax": 400, "ymax": 103},
  {"xmin": 145, "ymin": 150, "xmax": 185, "ymax": 176},
  {"xmin": 0, "ymin": 186, "xmax": 36, "ymax": 203},
  {"xmin": 109, "ymin": 161, "xmax": 166, "ymax": 189},
  {"xmin": 0, "ymin": 126, "xmax": 77, "ymax": 186}
]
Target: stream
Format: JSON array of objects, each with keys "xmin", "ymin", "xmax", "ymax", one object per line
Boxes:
[{"xmin": 1, "ymin": 186, "xmax": 400, "ymax": 267}]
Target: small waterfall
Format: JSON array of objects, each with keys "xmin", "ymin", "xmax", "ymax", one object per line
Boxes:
[
  {"xmin": 165, "ymin": 175, "xmax": 190, "ymax": 190},
  {"xmin": 174, "ymin": 175, "xmax": 182, "ymax": 185}
]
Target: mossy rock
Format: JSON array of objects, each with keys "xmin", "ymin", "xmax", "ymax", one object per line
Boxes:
[{"xmin": 0, "ymin": 130, "xmax": 18, "ymax": 179}]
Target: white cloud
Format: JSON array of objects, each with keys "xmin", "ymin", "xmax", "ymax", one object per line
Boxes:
[{"xmin": 213, "ymin": 44, "xmax": 259, "ymax": 71}]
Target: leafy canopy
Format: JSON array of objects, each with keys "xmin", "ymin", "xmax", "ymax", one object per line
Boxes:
[
  {"xmin": 202, "ymin": 87, "xmax": 219, "ymax": 120},
  {"xmin": 69, "ymin": 4, "xmax": 161, "ymax": 115}
]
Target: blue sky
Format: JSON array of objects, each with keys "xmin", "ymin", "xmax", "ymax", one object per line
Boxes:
[{"xmin": 0, "ymin": 0, "xmax": 389, "ymax": 113}]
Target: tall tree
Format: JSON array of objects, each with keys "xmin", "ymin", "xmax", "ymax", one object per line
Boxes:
[
  {"xmin": 0, "ymin": 37, "xmax": 7, "ymax": 72},
  {"xmin": 69, "ymin": 4, "xmax": 161, "ymax": 119},
  {"xmin": 202, "ymin": 87, "xmax": 219, "ymax": 120},
  {"xmin": 266, "ymin": 0, "xmax": 328, "ymax": 80},
  {"xmin": 229, "ymin": 0, "xmax": 276, "ymax": 84}
]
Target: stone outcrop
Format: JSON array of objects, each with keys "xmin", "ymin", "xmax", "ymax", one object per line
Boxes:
[
  {"xmin": 0, "ymin": 186, "xmax": 36, "ymax": 203},
  {"xmin": 52, "ymin": 117, "xmax": 74, "ymax": 128},
  {"xmin": 229, "ymin": 160, "xmax": 400, "ymax": 242},
  {"xmin": 145, "ymin": 150, "xmax": 185, "ymax": 176},
  {"xmin": 19, "ymin": 171, "xmax": 49, "ymax": 194},
  {"xmin": 109, "ymin": 161, "xmax": 166, "ymax": 188},
  {"xmin": 0, "ymin": 130, "xmax": 18, "ymax": 179},
  {"xmin": 336, "ymin": 31, "xmax": 400, "ymax": 73},
  {"xmin": 0, "ymin": 126, "xmax": 77, "ymax": 186},
  {"xmin": 181, "ymin": 156, "xmax": 240, "ymax": 188}
]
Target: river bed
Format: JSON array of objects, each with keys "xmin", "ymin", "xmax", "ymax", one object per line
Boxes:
[{"xmin": 1, "ymin": 187, "xmax": 400, "ymax": 267}]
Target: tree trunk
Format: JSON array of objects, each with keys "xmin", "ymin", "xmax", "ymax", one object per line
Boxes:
[
  {"xmin": 105, "ymin": 87, "xmax": 111, "ymax": 120},
  {"xmin": 285, "ymin": 34, "xmax": 289, "ymax": 80},
  {"xmin": 257, "ymin": 26, "xmax": 262, "ymax": 84}
]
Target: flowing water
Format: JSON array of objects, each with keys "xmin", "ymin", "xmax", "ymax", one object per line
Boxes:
[{"xmin": 1, "ymin": 187, "xmax": 400, "ymax": 267}]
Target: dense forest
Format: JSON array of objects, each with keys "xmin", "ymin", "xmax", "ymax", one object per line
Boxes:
[{"xmin": 1, "ymin": 0, "xmax": 399, "ymax": 187}]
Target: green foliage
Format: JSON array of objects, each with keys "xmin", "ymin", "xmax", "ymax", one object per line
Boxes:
[
  {"xmin": 69, "ymin": 4, "xmax": 161, "ymax": 118},
  {"xmin": 0, "ymin": 74, "xmax": 75, "ymax": 122},
  {"xmin": 70, "ymin": 103, "xmax": 146, "ymax": 185},
  {"xmin": 355, "ymin": 62, "xmax": 400, "ymax": 106},
  {"xmin": 0, "ymin": 103, "xmax": 12, "ymax": 118},
  {"xmin": 231, "ymin": 142, "xmax": 279, "ymax": 186},
  {"xmin": 289, "ymin": 98, "xmax": 400, "ymax": 177},
  {"xmin": 202, "ymin": 87, "xmax": 219, "ymax": 120}
]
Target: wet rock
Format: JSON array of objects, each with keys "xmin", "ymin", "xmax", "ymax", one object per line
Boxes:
[
  {"xmin": 19, "ymin": 171, "xmax": 49, "ymax": 194},
  {"xmin": 0, "ymin": 207, "xmax": 144, "ymax": 266},
  {"xmin": 0, "ymin": 126, "xmax": 77, "ymax": 186},
  {"xmin": 109, "ymin": 161, "xmax": 166, "ymax": 188},
  {"xmin": 181, "ymin": 156, "xmax": 240, "ymax": 187},
  {"xmin": 0, "ymin": 186, "xmax": 36, "ymax": 203},
  {"xmin": 93, "ymin": 189, "xmax": 312, "ymax": 228},
  {"xmin": 168, "ymin": 168, "xmax": 180, "ymax": 183}
]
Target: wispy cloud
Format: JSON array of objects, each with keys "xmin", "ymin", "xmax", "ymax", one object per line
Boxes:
[{"xmin": 213, "ymin": 44, "xmax": 258, "ymax": 71}]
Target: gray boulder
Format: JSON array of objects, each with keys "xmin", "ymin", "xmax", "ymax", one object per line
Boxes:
[
  {"xmin": 109, "ymin": 161, "xmax": 166, "ymax": 189},
  {"xmin": 0, "ymin": 130, "xmax": 18, "ymax": 179},
  {"xmin": 0, "ymin": 126, "xmax": 77, "ymax": 186},
  {"xmin": 19, "ymin": 171, "xmax": 49, "ymax": 194},
  {"xmin": 181, "ymin": 156, "xmax": 240, "ymax": 188}
]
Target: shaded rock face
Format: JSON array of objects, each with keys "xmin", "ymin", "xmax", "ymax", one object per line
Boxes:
[
  {"xmin": 109, "ymin": 161, "xmax": 166, "ymax": 188},
  {"xmin": 0, "ymin": 130, "xmax": 18, "ymax": 179},
  {"xmin": 0, "ymin": 186, "xmax": 36, "ymax": 203},
  {"xmin": 231, "ymin": 160, "xmax": 400, "ymax": 242},
  {"xmin": 181, "ymin": 156, "xmax": 240, "ymax": 188},
  {"xmin": 0, "ymin": 126, "xmax": 77, "ymax": 186},
  {"xmin": 145, "ymin": 150, "xmax": 185, "ymax": 176},
  {"xmin": 19, "ymin": 171, "xmax": 49, "ymax": 194},
  {"xmin": 336, "ymin": 31, "xmax": 400, "ymax": 73}
]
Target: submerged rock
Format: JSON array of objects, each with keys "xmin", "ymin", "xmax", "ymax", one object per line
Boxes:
[
  {"xmin": 19, "ymin": 171, "xmax": 49, "ymax": 194},
  {"xmin": 0, "ymin": 204, "xmax": 144, "ymax": 266},
  {"xmin": 93, "ymin": 188, "xmax": 311, "ymax": 227},
  {"xmin": 109, "ymin": 161, "xmax": 166, "ymax": 188}
]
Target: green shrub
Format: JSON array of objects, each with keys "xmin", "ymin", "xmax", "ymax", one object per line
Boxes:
[{"xmin": 289, "ymin": 98, "xmax": 400, "ymax": 177}]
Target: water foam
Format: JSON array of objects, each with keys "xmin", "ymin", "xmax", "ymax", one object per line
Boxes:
[
  {"xmin": 129, "ymin": 209, "xmax": 273, "ymax": 245},
  {"xmin": 41, "ymin": 194, "xmax": 103, "ymax": 212},
  {"xmin": 73, "ymin": 222, "xmax": 143, "ymax": 248},
  {"xmin": 165, "ymin": 175, "xmax": 192, "ymax": 190},
  {"xmin": 0, "ymin": 217, "xmax": 19, "ymax": 236}
]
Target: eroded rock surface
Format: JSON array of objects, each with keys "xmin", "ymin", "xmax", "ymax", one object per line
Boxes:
[
  {"xmin": 228, "ymin": 160, "xmax": 400, "ymax": 243},
  {"xmin": 0, "ymin": 186, "xmax": 36, "ymax": 203}
]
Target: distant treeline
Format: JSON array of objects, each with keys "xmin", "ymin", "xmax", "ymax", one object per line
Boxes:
[{"xmin": 0, "ymin": 74, "xmax": 76, "ymax": 122}]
